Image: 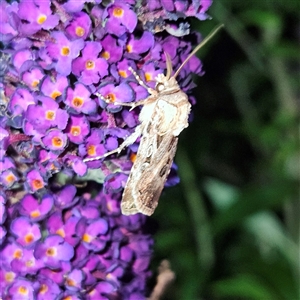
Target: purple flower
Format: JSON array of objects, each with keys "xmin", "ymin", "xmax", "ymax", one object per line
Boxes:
[
  {"xmin": 7, "ymin": 278, "xmax": 35, "ymax": 300},
  {"xmin": 10, "ymin": 217, "xmax": 41, "ymax": 248},
  {"xmin": 8, "ymin": 88, "xmax": 36, "ymax": 123},
  {"xmin": 40, "ymin": 74, "xmax": 69, "ymax": 100},
  {"xmin": 72, "ymin": 42, "xmax": 108, "ymax": 85},
  {"xmin": 0, "ymin": 2, "xmax": 18, "ymax": 42},
  {"xmin": 65, "ymin": 269, "xmax": 85, "ymax": 291},
  {"xmin": 1, "ymin": 0, "xmax": 212, "ymax": 297},
  {"xmin": 98, "ymin": 82, "xmax": 134, "ymax": 113},
  {"xmin": 105, "ymin": 2, "xmax": 138, "ymax": 36},
  {"xmin": 65, "ymin": 114, "xmax": 90, "ymax": 144},
  {"xmin": 47, "ymin": 212, "xmax": 80, "ymax": 246},
  {"xmin": 34, "ymin": 235, "xmax": 74, "ymax": 269},
  {"xmin": 65, "ymin": 12, "xmax": 92, "ymax": 40},
  {"xmin": 19, "ymin": 194, "xmax": 53, "ymax": 221},
  {"xmin": 18, "ymin": 0, "xmax": 59, "ymax": 35},
  {"xmin": 54, "ymin": 184, "xmax": 78, "ymax": 209},
  {"xmin": 0, "ymin": 226, "xmax": 7, "ymax": 244},
  {"xmin": 0, "ymin": 194, "xmax": 7, "ymax": 224},
  {"xmin": 11, "ymin": 248, "xmax": 44, "ymax": 275},
  {"xmin": 36, "ymin": 277, "xmax": 61, "ymax": 299},
  {"xmin": 0, "ymin": 169, "xmax": 19, "ymax": 189},
  {"xmin": 12, "ymin": 49, "xmax": 34, "ymax": 71},
  {"xmin": 42, "ymin": 129, "xmax": 68, "ymax": 152},
  {"xmin": 65, "ymin": 83, "xmax": 97, "ymax": 114},
  {"xmin": 0, "ymin": 126, "xmax": 9, "ymax": 158},
  {"xmin": 45, "ymin": 32, "xmax": 84, "ymax": 75},
  {"xmin": 126, "ymin": 31, "xmax": 155, "ymax": 57},
  {"xmin": 104, "ymin": 172, "xmax": 128, "ymax": 193},
  {"xmin": 21, "ymin": 66, "xmax": 45, "ymax": 90},
  {"xmin": 39, "ymin": 261, "xmax": 71, "ymax": 285},
  {"xmin": 81, "ymin": 128, "xmax": 106, "ymax": 160},
  {"xmin": 77, "ymin": 218, "xmax": 109, "ymax": 251},
  {"xmin": 25, "ymin": 169, "xmax": 46, "ymax": 192},
  {"xmin": 100, "ymin": 34, "xmax": 123, "ymax": 63},
  {"xmin": 26, "ymin": 96, "xmax": 69, "ymax": 133}
]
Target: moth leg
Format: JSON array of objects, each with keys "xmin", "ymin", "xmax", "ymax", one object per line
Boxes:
[{"xmin": 83, "ymin": 124, "xmax": 143, "ymax": 162}]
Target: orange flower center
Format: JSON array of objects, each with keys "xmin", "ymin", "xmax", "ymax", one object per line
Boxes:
[
  {"xmin": 85, "ymin": 60, "xmax": 95, "ymax": 70},
  {"xmin": 72, "ymin": 97, "xmax": 84, "ymax": 107},
  {"xmin": 32, "ymin": 179, "xmax": 44, "ymax": 190},
  {"xmin": 46, "ymin": 110, "xmax": 55, "ymax": 120},
  {"xmin": 82, "ymin": 233, "xmax": 92, "ymax": 243},
  {"xmin": 18, "ymin": 286, "xmax": 28, "ymax": 295},
  {"xmin": 101, "ymin": 51, "xmax": 110, "ymax": 60},
  {"xmin": 37, "ymin": 14, "xmax": 47, "ymax": 25},
  {"xmin": 24, "ymin": 233, "xmax": 34, "ymax": 244},
  {"xmin": 30, "ymin": 210, "xmax": 41, "ymax": 218},
  {"xmin": 56, "ymin": 228, "xmax": 65, "ymax": 238},
  {"xmin": 46, "ymin": 247, "xmax": 56, "ymax": 256},
  {"xmin": 13, "ymin": 249, "xmax": 23, "ymax": 259},
  {"xmin": 87, "ymin": 145, "xmax": 96, "ymax": 156},
  {"xmin": 61, "ymin": 47, "xmax": 70, "ymax": 56},
  {"xmin": 51, "ymin": 90, "xmax": 62, "ymax": 99},
  {"xmin": 70, "ymin": 126, "xmax": 81, "ymax": 136},
  {"xmin": 32, "ymin": 80, "xmax": 39, "ymax": 87},
  {"xmin": 105, "ymin": 93, "xmax": 116, "ymax": 103},
  {"xmin": 26, "ymin": 259, "xmax": 34, "ymax": 267},
  {"xmin": 145, "ymin": 73, "xmax": 152, "ymax": 82},
  {"xmin": 126, "ymin": 45, "xmax": 132, "ymax": 53},
  {"xmin": 113, "ymin": 7, "xmax": 124, "ymax": 17},
  {"xmin": 5, "ymin": 272, "xmax": 15, "ymax": 282},
  {"xmin": 75, "ymin": 26, "xmax": 85, "ymax": 37},
  {"xmin": 39, "ymin": 284, "xmax": 48, "ymax": 294},
  {"xmin": 66, "ymin": 278, "xmax": 76, "ymax": 286},
  {"xmin": 130, "ymin": 152, "xmax": 137, "ymax": 163},
  {"xmin": 52, "ymin": 137, "xmax": 63, "ymax": 147},
  {"xmin": 5, "ymin": 173, "xmax": 16, "ymax": 183},
  {"xmin": 118, "ymin": 70, "xmax": 127, "ymax": 78}
]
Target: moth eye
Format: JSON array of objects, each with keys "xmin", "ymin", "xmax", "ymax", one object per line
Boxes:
[{"xmin": 156, "ymin": 82, "xmax": 165, "ymax": 92}]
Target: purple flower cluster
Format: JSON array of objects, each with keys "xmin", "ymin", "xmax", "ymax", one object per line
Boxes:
[{"xmin": 0, "ymin": 0, "xmax": 211, "ymax": 298}]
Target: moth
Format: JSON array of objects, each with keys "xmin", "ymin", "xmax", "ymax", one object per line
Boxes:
[{"xmin": 84, "ymin": 25, "xmax": 223, "ymax": 216}]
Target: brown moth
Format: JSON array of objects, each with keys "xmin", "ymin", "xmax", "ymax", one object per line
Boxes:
[{"xmin": 84, "ymin": 25, "xmax": 223, "ymax": 216}]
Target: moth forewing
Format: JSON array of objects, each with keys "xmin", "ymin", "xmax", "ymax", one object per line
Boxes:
[
  {"xmin": 133, "ymin": 135, "xmax": 178, "ymax": 216},
  {"xmin": 120, "ymin": 119, "xmax": 161, "ymax": 215},
  {"xmin": 122, "ymin": 131, "xmax": 178, "ymax": 216}
]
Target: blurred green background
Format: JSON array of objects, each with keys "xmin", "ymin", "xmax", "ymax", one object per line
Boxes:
[{"xmin": 149, "ymin": 1, "xmax": 300, "ymax": 299}]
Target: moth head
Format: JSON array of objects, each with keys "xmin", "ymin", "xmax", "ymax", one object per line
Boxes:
[{"xmin": 155, "ymin": 73, "xmax": 180, "ymax": 94}]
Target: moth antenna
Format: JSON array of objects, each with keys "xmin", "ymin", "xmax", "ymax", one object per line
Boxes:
[
  {"xmin": 95, "ymin": 92, "xmax": 106, "ymax": 101},
  {"xmin": 128, "ymin": 66, "xmax": 153, "ymax": 94},
  {"xmin": 164, "ymin": 51, "xmax": 173, "ymax": 80},
  {"xmin": 173, "ymin": 24, "xmax": 224, "ymax": 79}
]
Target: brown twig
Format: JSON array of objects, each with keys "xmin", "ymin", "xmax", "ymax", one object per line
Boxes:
[{"xmin": 148, "ymin": 260, "xmax": 176, "ymax": 300}]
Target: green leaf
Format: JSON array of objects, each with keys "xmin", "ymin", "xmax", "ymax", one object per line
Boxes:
[{"xmin": 212, "ymin": 274, "xmax": 278, "ymax": 299}]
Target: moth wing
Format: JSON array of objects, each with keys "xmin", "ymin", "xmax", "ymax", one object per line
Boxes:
[
  {"xmin": 157, "ymin": 93, "xmax": 191, "ymax": 136},
  {"xmin": 120, "ymin": 183, "xmax": 140, "ymax": 215},
  {"xmin": 121, "ymin": 130, "xmax": 158, "ymax": 215},
  {"xmin": 134, "ymin": 135, "xmax": 178, "ymax": 216}
]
